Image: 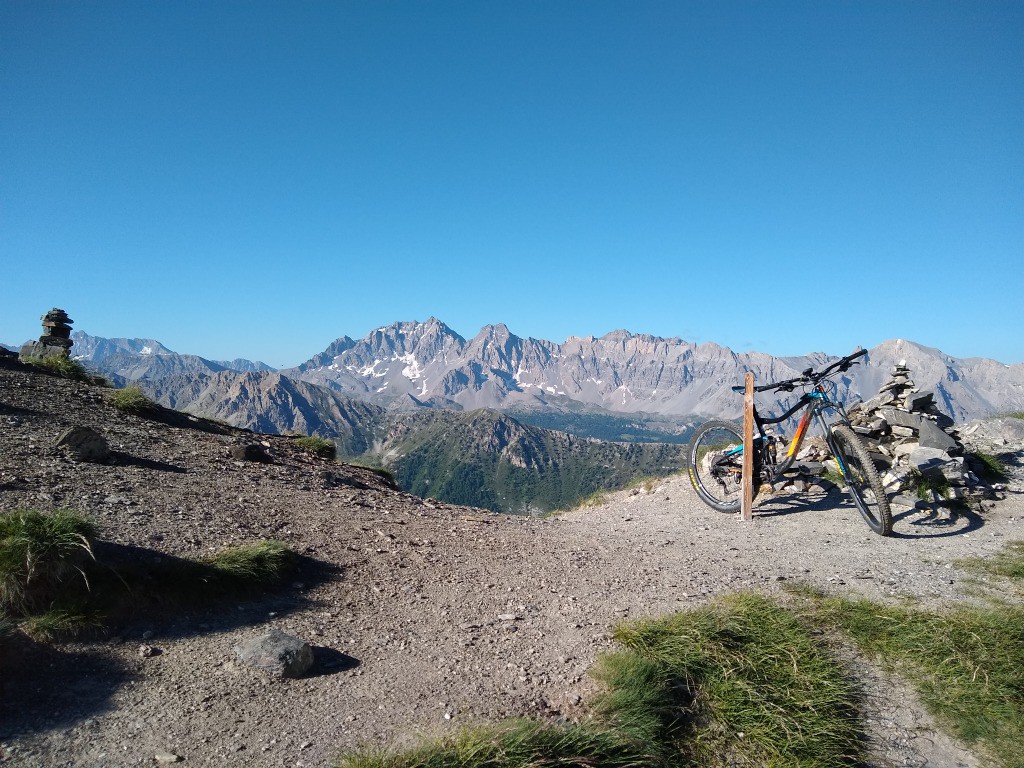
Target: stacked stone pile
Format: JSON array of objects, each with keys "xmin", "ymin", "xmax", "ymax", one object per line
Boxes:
[
  {"xmin": 19, "ymin": 307, "xmax": 75, "ymax": 361},
  {"xmin": 844, "ymin": 362, "xmax": 1002, "ymax": 506}
]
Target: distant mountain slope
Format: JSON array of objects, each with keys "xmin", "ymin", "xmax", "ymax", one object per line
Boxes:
[
  {"xmin": 70, "ymin": 331, "xmax": 276, "ymax": 382},
  {"xmin": 379, "ymin": 409, "xmax": 687, "ymax": 514},
  {"xmin": 138, "ymin": 370, "xmax": 388, "ymax": 458},
  {"xmin": 289, "ymin": 320, "xmax": 1024, "ymax": 423}
]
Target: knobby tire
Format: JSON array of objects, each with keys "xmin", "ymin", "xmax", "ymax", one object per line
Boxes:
[{"xmin": 830, "ymin": 424, "xmax": 893, "ymax": 536}]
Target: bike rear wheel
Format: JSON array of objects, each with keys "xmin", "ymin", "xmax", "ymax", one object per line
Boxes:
[
  {"xmin": 830, "ymin": 425, "xmax": 893, "ymax": 536},
  {"xmin": 688, "ymin": 420, "xmax": 758, "ymax": 512}
]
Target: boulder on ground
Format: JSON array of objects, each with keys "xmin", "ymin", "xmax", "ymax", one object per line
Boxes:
[
  {"xmin": 228, "ymin": 443, "xmax": 272, "ymax": 462},
  {"xmin": 234, "ymin": 629, "xmax": 313, "ymax": 679},
  {"xmin": 55, "ymin": 425, "xmax": 110, "ymax": 462}
]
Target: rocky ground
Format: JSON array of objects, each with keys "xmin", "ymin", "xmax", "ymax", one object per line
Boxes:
[{"xmin": 1, "ymin": 359, "xmax": 1022, "ymax": 768}]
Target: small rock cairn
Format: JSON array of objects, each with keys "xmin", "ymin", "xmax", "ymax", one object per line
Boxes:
[
  {"xmin": 845, "ymin": 361, "xmax": 1000, "ymax": 506},
  {"xmin": 19, "ymin": 308, "xmax": 74, "ymax": 362}
]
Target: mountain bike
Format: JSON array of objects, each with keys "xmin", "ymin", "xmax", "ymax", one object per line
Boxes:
[{"xmin": 687, "ymin": 348, "xmax": 893, "ymax": 535}]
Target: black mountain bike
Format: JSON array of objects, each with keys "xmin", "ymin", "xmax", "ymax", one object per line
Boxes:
[{"xmin": 687, "ymin": 349, "xmax": 893, "ymax": 536}]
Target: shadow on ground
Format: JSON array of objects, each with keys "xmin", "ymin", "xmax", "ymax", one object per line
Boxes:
[
  {"xmin": 86, "ymin": 541, "xmax": 342, "ymax": 639},
  {"xmin": 308, "ymin": 647, "xmax": 361, "ymax": 677},
  {"xmin": 0, "ymin": 543, "xmax": 344, "ymax": 735},
  {"xmin": 0, "ymin": 634, "xmax": 133, "ymax": 738},
  {"xmin": 110, "ymin": 450, "xmax": 187, "ymax": 473},
  {"xmin": 755, "ymin": 488, "xmax": 985, "ymax": 538}
]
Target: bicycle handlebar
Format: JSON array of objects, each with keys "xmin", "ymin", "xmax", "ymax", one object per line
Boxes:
[{"xmin": 729, "ymin": 348, "xmax": 867, "ymax": 394}]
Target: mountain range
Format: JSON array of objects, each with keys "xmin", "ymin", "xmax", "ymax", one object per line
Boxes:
[
  {"xmin": 8, "ymin": 321, "xmax": 1021, "ymax": 513},
  {"xmin": 285, "ymin": 318, "xmax": 1024, "ymax": 423},
  {"xmin": 66, "ymin": 320, "xmax": 1024, "ymax": 427}
]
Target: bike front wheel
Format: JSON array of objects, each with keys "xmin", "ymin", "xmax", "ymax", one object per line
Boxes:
[
  {"xmin": 830, "ymin": 425, "xmax": 893, "ymax": 536},
  {"xmin": 688, "ymin": 420, "xmax": 757, "ymax": 512}
]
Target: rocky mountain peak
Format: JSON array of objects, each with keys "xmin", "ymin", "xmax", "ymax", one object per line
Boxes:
[
  {"xmin": 69, "ymin": 321, "xmax": 1024, "ymax": 427},
  {"xmin": 71, "ymin": 331, "xmax": 176, "ymax": 358}
]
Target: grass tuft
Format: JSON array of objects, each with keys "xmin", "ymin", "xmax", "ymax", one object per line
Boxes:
[
  {"xmin": 294, "ymin": 435, "xmax": 337, "ymax": 459},
  {"xmin": 0, "ymin": 509, "xmax": 97, "ymax": 614},
  {"xmin": 0, "ymin": 611, "xmax": 15, "ymax": 642},
  {"xmin": 958, "ymin": 540, "xmax": 1024, "ymax": 580},
  {"xmin": 108, "ymin": 384, "xmax": 155, "ymax": 414},
  {"xmin": 911, "ymin": 470, "xmax": 952, "ymax": 501},
  {"xmin": 1, "ymin": 513, "xmax": 299, "ymax": 642},
  {"xmin": 338, "ymin": 593, "xmax": 862, "ymax": 768},
  {"xmin": 969, "ymin": 451, "xmax": 1008, "ymax": 482},
  {"xmin": 336, "ymin": 719, "xmax": 656, "ymax": 768},
  {"xmin": 625, "ymin": 475, "xmax": 658, "ymax": 493},
  {"xmin": 21, "ymin": 607, "xmax": 102, "ymax": 641},
  {"xmin": 203, "ymin": 540, "xmax": 295, "ymax": 585},
  {"xmin": 572, "ymin": 490, "xmax": 609, "ymax": 510},
  {"xmin": 606, "ymin": 592, "xmax": 862, "ymax": 767},
  {"xmin": 591, "ymin": 650, "xmax": 682, "ymax": 746},
  {"xmin": 811, "ymin": 595, "xmax": 1024, "ymax": 768},
  {"xmin": 821, "ymin": 466, "xmax": 845, "ymax": 489},
  {"xmin": 349, "ymin": 462, "xmax": 399, "ymax": 488},
  {"xmin": 25, "ymin": 355, "xmax": 100, "ymax": 383}
]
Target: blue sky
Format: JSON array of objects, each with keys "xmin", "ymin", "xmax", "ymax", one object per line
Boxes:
[{"xmin": 2, "ymin": 1, "xmax": 1022, "ymax": 367}]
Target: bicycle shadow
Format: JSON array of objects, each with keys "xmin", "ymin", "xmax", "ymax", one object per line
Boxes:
[{"xmin": 754, "ymin": 488, "xmax": 984, "ymax": 539}]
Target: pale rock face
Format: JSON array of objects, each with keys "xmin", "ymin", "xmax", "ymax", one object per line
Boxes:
[
  {"xmin": 66, "ymin": 323, "xmax": 1024, "ymax": 432},
  {"xmin": 286, "ymin": 322, "xmax": 1024, "ymax": 424}
]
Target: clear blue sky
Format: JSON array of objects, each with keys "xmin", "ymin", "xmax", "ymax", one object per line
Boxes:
[{"xmin": 2, "ymin": 1, "xmax": 1022, "ymax": 366}]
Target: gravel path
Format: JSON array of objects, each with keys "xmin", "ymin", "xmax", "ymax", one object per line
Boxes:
[{"xmin": 1, "ymin": 361, "xmax": 1021, "ymax": 767}]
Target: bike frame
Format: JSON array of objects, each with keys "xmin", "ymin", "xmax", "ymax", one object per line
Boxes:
[{"xmin": 721, "ymin": 383, "xmax": 853, "ymax": 483}]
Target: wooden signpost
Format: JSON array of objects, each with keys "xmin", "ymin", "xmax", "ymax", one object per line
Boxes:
[{"xmin": 741, "ymin": 372, "xmax": 755, "ymax": 522}]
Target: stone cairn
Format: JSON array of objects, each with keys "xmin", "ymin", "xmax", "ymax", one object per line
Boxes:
[
  {"xmin": 843, "ymin": 361, "xmax": 1000, "ymax": 506},
  {"xmin": 19, "ymin": 308, "xmax": 74, "ymax": 362}
]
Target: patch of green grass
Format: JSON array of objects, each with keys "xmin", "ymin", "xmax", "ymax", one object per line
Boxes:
[
  {"xmin": 203, "ymin": 540, "xmax": 295, "ymax": 586},
  {"xmin": 20, "ymin": 608, "xmax": 102, "ymax": 641},
  {"xmin": 294, "ymin": 435, "xmax": 337, "ymax": 460},
  {"xmin": 348, "ymin": 462, "xmax": 399, "ymax": 488},
  {"xmin": 1001, "ymin": 412, "xmax": 1024, "ymax": 420},
  {"xmin": 821, "ymin": 466, "xmax": 845, "ymax": 488},
  {"xmin": 0, "ymin": 509, "xmax": 97, "ymax": 614},
  {"xmin": 108, "ymin": 384, "xmax": 155, "ymax": 414},
  {"xmin": 336, "ymin": 720, "xmax": 657, "ymax": 768},
  {"xmin": 1, "ymin": 512, "xmax": 299, "ymax": 641},
  {"xmin": 625, "ymin": 475, "xmax": 658, "ymax": 493},
  {"xmin": 911, "ymin": 470, "xmax": 952, "ymax": 501},
  {"xmin": 571, "ymin": 490, "xmax": 609, "ymax": 510},
  {"xmin": 811, "ymin": 595, "xmax": 1024, "ymax": 768},
  {"xmin": 0, "ymin": 611, "xmax": 15, "ymax": 642},
  {"xmin": 958, "ymin": 540, "xmax": 1024, "ymax": 580},
  {"xmin": 968, "ymin": 451, "xmax": 1009, "ymax": 482},
  {"xmin": 606, "ymin": 592, "xmax": 862, "ymax": 767},
  {"xmin": 25, "ymin": 354, "xmax": 100, "ymax": 383},
  {"xmin": 98, "ymin": 540, "xmax": 299, "ymax": 607}
]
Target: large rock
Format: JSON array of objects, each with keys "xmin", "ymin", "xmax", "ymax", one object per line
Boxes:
[
  {"xmin": 55, "ymin": 426, "xmax": 110, "ymax": 462},
  {"xmin": 908, "ymin": 446, "xmax": 965, "ymax": 483},
  {"xmin": 228, "ymin": 443, "xmax": 272, "ymax": 463},
  {"xmin": 917, "ymin": 420, "xmax": 959, "ymax": 452},
  {"xmin": 19, "ymin": 340, "xmax": 69, "ymax": 362},
  {"xmin": 904, "ymin": 390, "xmax": 935, "ymax": 411},
  {"xmin": 877, "ymin": 407, "xmax": 926, "ymax": 431},
  {"xmin": 234, "ymin": 629, "xmax": 313, "ymax": 679}
]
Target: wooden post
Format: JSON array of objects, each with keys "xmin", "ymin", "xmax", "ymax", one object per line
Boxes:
[{"xmin": 741, "ymin": 372, "xmax": 755, "ymax": 522}]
